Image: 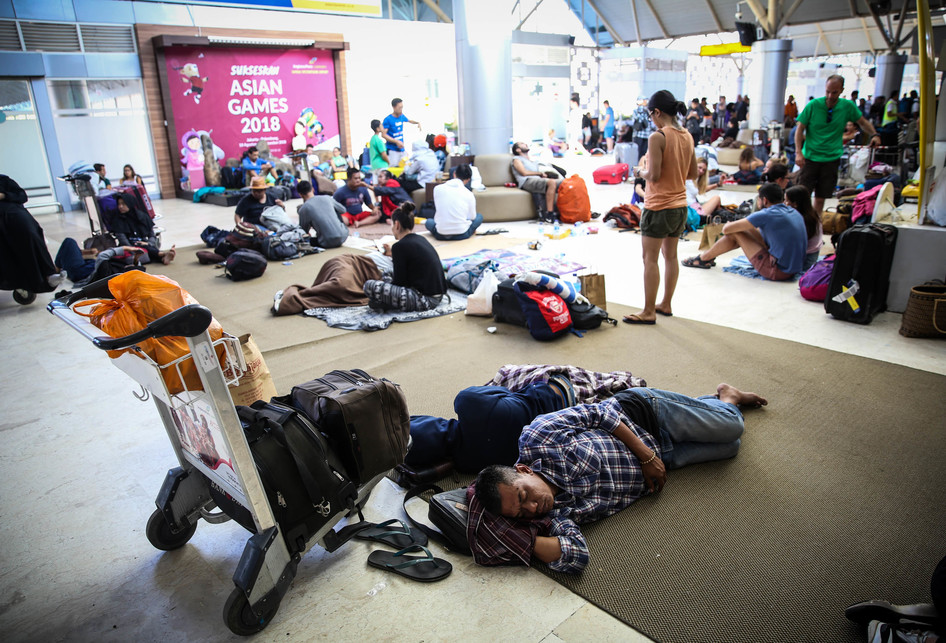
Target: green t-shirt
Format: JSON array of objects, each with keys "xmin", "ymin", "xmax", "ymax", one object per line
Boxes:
[
  {"xmin": 796, "ymin": 97, "xmax": 862, "ymax": 162},
  {"xmin": 369, "ymin": 133, "xmax": 388, "ymax": 171}
]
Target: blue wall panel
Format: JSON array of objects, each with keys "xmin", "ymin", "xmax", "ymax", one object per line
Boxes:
[
  {"xmin": 74, "ymin": 0, "xmax": 135, "ymax": 23},
  {"xmin": 42, "ymin": 54, "xmax": 88, "ymax": 77},
  {"xmin": 0, "ymin": 0, "xmax": 15, "ymax": 19},
  {"xmin": 0, "ymin": 51, "xmax": 45, "ymax": 75},
  {"xmin": 130, "ymin": 1, "xmax": 195, "ymax": 26},
  {"xmin": 12, "ymin": 0, "xmax": 76, "ymax": 21},
  {"xmin": 84, "ymin": 54, "xmax": 141, "ymax": 77}
]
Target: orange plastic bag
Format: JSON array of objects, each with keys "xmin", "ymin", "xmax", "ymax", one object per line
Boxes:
[
  {"xmin": 73, "ymin": 271, "xmax": 225, "ymax": 394},
  {"xmin": 557, "ymin": 174, "xmax": 591, "ymax": 223}
]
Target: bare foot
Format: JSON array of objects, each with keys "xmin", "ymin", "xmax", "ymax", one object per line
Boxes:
[
  {"xmin": 162, "ymin": 245, "xmax": 176, "ymax": 265},
  {"xmin": 717, "ymin": 383, "xmax": 767, "ymax": 408}
]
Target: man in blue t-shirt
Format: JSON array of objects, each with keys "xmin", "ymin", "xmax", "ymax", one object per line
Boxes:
[
  {"xmin": 682, "ymin": 183, "xmax": 807, "ymax": 281},
  {"xmin": 381, "ymin": 97, "xmax": 420, "ymax": 166},
  {"xmin": 332, "ymin": 168, "xmax": 380, "ymax": 227}
]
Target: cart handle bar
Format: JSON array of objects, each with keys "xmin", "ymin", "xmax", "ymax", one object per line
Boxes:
[{"xmin": 48, "ymin": 297, "xmax": 213, "ymax": 350}]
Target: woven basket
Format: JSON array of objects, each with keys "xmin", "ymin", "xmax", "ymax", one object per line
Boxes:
[{"xmin": 899, "ymin": 282, "xmax": 946, "ymax": 338}]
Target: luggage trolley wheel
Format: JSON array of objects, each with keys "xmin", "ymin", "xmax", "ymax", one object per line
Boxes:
[
  {"xmin": 145, "ymin": 508, "xmax": 198, "ymax": 551},
  {"xmin": 224, "ymin": 587, "xmax": 280, "ymax": 636},
  {"xmin": 12, "ymin": 289, "xmax": 36, "ymax": 305}
]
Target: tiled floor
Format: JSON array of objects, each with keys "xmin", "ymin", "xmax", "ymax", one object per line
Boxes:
[{"xmin": 2, "ymin": 155, "xmax": 943, "ymax": 642}]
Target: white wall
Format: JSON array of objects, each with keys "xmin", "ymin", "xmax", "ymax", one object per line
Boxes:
[
  {"xmin": 184, "ymin": 5, "xmax": 460, "ymax": 157},
  {"xmin": 0, "ymin": 117, "xmax": 50, "ymax": 192}
]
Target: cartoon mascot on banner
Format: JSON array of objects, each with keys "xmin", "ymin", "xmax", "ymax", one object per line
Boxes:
[
  {"xmin": 291, "ymin": 107, "xmax": 323, "ymax": 153},
  {"xmin": 176, "ymin": 62, "xmax": 208, "ymax": 105}
]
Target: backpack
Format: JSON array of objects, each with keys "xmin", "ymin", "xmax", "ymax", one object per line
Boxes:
[
  {"xmin": 446, "ymin": 258, "xmax": 495, "ymax": 294},
  {"xmin": 260, "ymin": 235, "xmax": 299, "ymax": 261},
  {"xmin": 200, "ymin": 225, "xmax": 229, "ymax": 248},
  {"xmin": 567, "ymin": 300, "xmax": 617, "ymax": 330},
  {"xmin": 557, "ymin": 175, "xmax": 591, "ymax": 223},
  {"xmin": 799, "ymin": 255, "xmax": 835, "ymax": 302},
  {"xmin": 224, "ymin": 249, "xmax": 267, "ymax": 281},
  {"xmin": 402, "ymin": 484, "xmax": 471, "ymax": 556},
  {"xmin": 604, "ymin": 203, "xmax": 641, "ymax": 229},
  {"xmin": 220, "ymin": 166, "xmax": 241, "ymax": 189},
  {"xmin": 513, "ymin": 282, "xmax": 575, "ymax": 340}
]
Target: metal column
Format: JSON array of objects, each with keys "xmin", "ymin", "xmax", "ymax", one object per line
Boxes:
[
  {"xmin": 454, "ymin": 0, "xmax": 513, "ymax": 155},
  {"xmin": 747, "ymin": 39, "xmax": 792, "ymax": 131},
  {"xmin": 874, "ymin": 53, "xmax": 908, "ymax": 104}
]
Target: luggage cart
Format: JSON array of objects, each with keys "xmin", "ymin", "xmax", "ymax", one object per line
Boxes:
[
  {"xmin": 838, "ymin": 145, "xmax": 902, "ymax": 187},
  {"xmin": 48, "ymin": 277, "xmax": 383, "ymax": 635}
]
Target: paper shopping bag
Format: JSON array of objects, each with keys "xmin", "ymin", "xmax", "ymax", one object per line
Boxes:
[
  {"xmin": 699, "ymin": 223, "xmax": 725, "ymax": 251},
  {"xmin": 579, "ymin": 272, "xmax": 607, "ymax": 309},
  {"xmin": 228, "ymin": 334, "xmax": 277, "ymax": 406}
]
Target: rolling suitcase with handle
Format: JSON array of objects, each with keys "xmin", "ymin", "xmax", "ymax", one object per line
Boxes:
[
  {"xmin": 825, "ymin": 223, "xmax": 898, "ymax": 324},
  {"xmin": 592, "ymin": 163, "xmax": 629, "ymax": 184},
  {"xmin": 614, "ymin": 142, "xmax": 639, "ymax": 168}
]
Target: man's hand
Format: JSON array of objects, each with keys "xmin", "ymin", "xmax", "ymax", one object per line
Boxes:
[
  {"xmin": 382, "ymin": 243, "xmax": 392, "ymax": 256},
  {"xmin": 396, "ymin": 140, "xmax": 405, "ymax": 150},
  {"xmin": 275, "ymin": 199, "xmax": 285, "ymax": 208},
  {"xmin": 795, "ymin": 152, "xmax": 806, "ymax": 169},
  {"xmin": 642, "ymin": 456, "xmax": 667, "ymax": 493},
  {"xmin": 868, "ymin": 134, "xmax": 882, "ymax": 148}
]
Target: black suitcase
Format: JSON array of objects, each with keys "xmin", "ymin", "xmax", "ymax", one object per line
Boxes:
[
  {"xmin": 492, "ymin": 278, "xmax": 526, "ymax": 327},
  {"xmin": 211, "ymin": 400, "xmax": 357, "ymax": 554},
  {"xmin": 288, "ymin": 369, "xmax": 410, "ymax": 485},
  {"xmin": 825, "ymin": 223, "xmax": 898, "ymax": 324}
]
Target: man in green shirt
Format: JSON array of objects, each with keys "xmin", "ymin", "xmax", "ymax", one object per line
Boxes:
[
  {"xmin": 368, "ymin": 119, "xmax": 389, "ymax": 184},
  {"xmin": 795, "ymin": 74, "xmax": 881, "ymax": 216}
]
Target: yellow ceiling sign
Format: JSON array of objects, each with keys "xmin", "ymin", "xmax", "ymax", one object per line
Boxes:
[{"xmin": 700, "ymin": 42, "xmax": 752, "ymax": 56}]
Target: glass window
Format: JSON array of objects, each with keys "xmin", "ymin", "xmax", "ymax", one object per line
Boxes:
[{"xmin": 0, "ymin": 79, "xmax": 53, "ymax": 200}]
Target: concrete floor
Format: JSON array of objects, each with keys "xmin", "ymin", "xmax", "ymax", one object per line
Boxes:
[{"xmin": 1, "ymin": 156, "xmax": 943, "ymax": 642}]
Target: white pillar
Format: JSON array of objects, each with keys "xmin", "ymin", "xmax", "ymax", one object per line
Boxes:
[
  {"xmin": 454, "ymin": 0, "xmax": 512, "ymax": 155},
  {"xmin": 874, "ymin": 53, "xmax": 908, "ymax": 103},
  {"xmin": 747, "ymin": 39, "xmax": 792, "ymax": 131}
]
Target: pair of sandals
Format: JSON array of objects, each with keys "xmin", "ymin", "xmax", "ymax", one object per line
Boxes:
[
  {"xmin": 355, "ymin": 518, "xmax": 452, "ymax": 583},
  {"xmin": 682, "ymin": 256, "xmax": 716, "ymax": 269}
]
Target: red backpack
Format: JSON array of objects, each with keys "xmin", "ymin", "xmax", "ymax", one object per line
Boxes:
[
  {"xmin": 513, "ymin": 283, "xmax": 574, "ymax": 340},
  {"xmin": 557, "ymin": 175, "xmax": 591, "ymax": 223}
]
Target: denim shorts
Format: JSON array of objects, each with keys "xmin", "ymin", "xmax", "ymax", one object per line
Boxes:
[{"xmin": 640, "ymin": 206, "xmax": 687, "ymax": 238}]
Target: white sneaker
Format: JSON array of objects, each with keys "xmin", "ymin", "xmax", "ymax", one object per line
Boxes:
[
  {"xmin": 47, "ymin": 270, "xmax": 66, "ymax": 288},
  {"xmin": 272, "ymin": 289, "xmax": 284, "ymax": 313}
]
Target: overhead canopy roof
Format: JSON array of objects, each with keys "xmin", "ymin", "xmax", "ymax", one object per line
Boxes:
[{"xmin": 561, "ymin": 0, "xmax": 945, "ymax": 57}]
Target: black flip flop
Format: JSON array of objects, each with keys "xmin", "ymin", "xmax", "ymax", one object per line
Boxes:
[
  {"xmin": 622, "ymin": 314, "xmax": 656, "ymax": 325},
  {"xmin": 354, "ymin": 518, "xmax": 428, "ymax": 549},
  {"xmin": 655, "ymin": 310, "xmax": 673, "ymax": 317},
  {"xmin": 367, "ymin": 545, "xmax": 452, "ymax": 583}
]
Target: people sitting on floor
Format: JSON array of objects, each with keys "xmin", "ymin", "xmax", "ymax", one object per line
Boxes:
[
  {"xmin": 403, "ymin": 141, "xmax": 439, "ymax": 187},
  {"xmin": 686, "ymin": 158, "xmax": 722, "ymax": 221},
  {"xmin": 426, "ymin": 164, "xmax": 483, "ymax": 241},
  {"xmin": 843, "ymin": 121, "xmax": 860, "ymax": 145},
  {"xmin": 0, "ymin": 174, "xmax": 63, "ymax": 293},
  {"xmin": 682, "ymin": 182, "xmax": 807, "ymax": 281},
  {"xmin": 110, "ymin": 192, "xmax": 158, "ymax": 248},
  {"xmin": 784, "ymin": 185, "xmax": 823, "ymax": 273},
  {"xmin": 715, "ymin": 119, "xmax": 741, "ymax": 147},
  {"xmin": 732, "ymin": 148, "xmax": 764, "ymax": 184},
  {"xmin": 363, "ymin": 202, "xmax": 446, "ymax": 312},
  {"xmin": 235, "ymin": 176, "xmax": 285, "ymax": 228},
  {"xmin": 296, "ymin": 180, "xmax": 348, "ymax": 249},
  {"xmin": 511, "ymin": 141, "xmax": 563, "ymax": 222},
  {"xmin": 372, "ymin": 169, "xmax": 412, "ymax": 221},
  {"xmin": 240, "ymin": 146, "xmax": 271, "ymax": 185},
  {"xmin": 761, "ymin": 162, "xmax": 795, "ymax": 190},
  {"xmin": 54, "ymin": 238, "xmax": 98, "ymax": 284},
  {"xmin": 470, "ymin": 382, "xmax": 767, "ymax": 572},
  {"xmin": 333, "ymin": 168, "xmax": 381, "ymax": 228},
  {"xmin": 119, "ymin": 164, "xmax": 144, "ymax": 187},
  {"xmin": 90, "ymin": 163, "xmax": 112, "ymax": 194}
]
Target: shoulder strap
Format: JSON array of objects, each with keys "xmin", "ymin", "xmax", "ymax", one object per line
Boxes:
[{"xmin": 402, "ymin": 483, "xmax": 462, "ymax": 552}]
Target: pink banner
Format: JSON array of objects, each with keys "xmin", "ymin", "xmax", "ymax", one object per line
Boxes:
[{"xmin": 163, "ymin": 46, "xmax": 339, "ymax": 167}]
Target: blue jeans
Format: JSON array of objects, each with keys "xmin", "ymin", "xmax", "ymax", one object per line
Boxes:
[
  {"xmin": 54, "ymin": 237, "xmax": 95, "ymax": 282},
  {"xmin": 425, "ymin": 213, "xmax": 483, "ymax": 241},
  {"xmin": 616, "ymin": 388, "xmax": 745, "ymax": 469}
]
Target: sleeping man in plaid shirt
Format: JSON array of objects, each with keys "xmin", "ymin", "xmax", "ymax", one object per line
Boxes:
[{"xmin": 470, "ymin": 383, "xmax": 767, "ymax": 573}]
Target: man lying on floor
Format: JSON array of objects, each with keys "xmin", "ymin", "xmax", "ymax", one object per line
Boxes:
[{"xmin": 469, "ymin": 383, "xmax": 767, "ymax": 573}]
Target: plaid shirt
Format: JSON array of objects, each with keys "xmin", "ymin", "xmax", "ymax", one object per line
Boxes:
[
  {"xmin": 487, "ymin": 364, "xmax": 646, "ymax": 403},
  {"xmin": 520, "ymin": 398, "xmax": 660, "ymax": 573}
]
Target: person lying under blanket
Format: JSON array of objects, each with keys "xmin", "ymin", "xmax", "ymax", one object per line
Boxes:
[
  {"xmin": 272, "ymin": 251, "xmax": 391, "ymax": 315},
  {"xmin": 405, "ymin": 364, "xmax": 646, "ymax": 477},
  {"xmin": 469, "ymin": 382, "xmax": 767, "ymax": 573}
]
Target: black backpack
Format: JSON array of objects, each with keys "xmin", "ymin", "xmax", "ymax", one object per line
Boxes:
[
  {"xmin": 217, "ymin": 401, "xmax": 357, "ymax": 554},
  {"xmin": 220, "ymin": 166, "xmax": 242, "ymax": 189},
  {"xmin": 568, "ymin": 300, "xmax": 617, "ymax": 330},
  {"xmin": 260, "ymin": 235, "xmax": 299, "ymax": 261},
  {"xmin": 225, "ymin": 249, "xmax": 267, "ymax": 281},
  {"xmin": 402, "ymin": 484, "xmax": 471, "ymax": 556}
]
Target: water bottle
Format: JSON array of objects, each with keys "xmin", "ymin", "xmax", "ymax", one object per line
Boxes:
[
  {"xmin": 553, "ymin": 223, "xmax": 560, "ymax": 236},
  {"xmin": 538, "ymin": 223, "xmax": 545, "ymax": 237}
]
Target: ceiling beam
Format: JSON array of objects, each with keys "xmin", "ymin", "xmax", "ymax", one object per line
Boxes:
[
  {"xmin": 860, "ymin": 16, "xmax": 877, "ymax": 55},
  {"xmin": 847, "ymin": 0, "xmax": 857, "ymax": 19},
  {"xmin": 418, "ymin": 0, "xmax": 451, "ymax": 23},
  {"xmin": 641, "ymin": 0, "xmax": 670, "ymax": 39},
  {"xmin": 586, "ymin": 0, "xmax": 625, "ymax": 45},
  {"xmin": 815, "ymin": 22, "xmax": 834, "ymax": 55},
  {"xmin": 745, "ymin": 0, "xmax": 775, "ymax": 36},
  {"xmin": 515, "ymin": 0, "xmax": 545, "ymax": 29},
  {"xmin": 782, "ymin": 0, "xmax": 805, "ymax": 25},
  {"xmin": 702, "ymin": 0, "xmax": 724, "ymax": 32},
  {"xmin": 629, "ymin": 0, "xmax": 643, "ymax": 47}
]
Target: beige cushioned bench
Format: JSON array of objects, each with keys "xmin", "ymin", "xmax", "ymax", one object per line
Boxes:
[{"xmin": 411, "ymin": 153, "xmax": 535, "ymax": 223}]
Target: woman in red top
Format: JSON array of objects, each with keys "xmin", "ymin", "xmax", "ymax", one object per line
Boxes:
[{"xmin": 626, "ymin": 90, "xmax": 697, "ymax": 325}]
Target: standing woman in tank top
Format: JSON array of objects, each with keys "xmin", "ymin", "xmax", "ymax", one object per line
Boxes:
[{"xmin": 624, "ymin": 90, "xmax": 697, "ymax": 325}]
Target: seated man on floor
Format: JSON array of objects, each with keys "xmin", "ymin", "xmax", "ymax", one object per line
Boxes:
[
  {"xmin": 333, "ymin": 168, "xmax": 381, "ymax": 228},
  {"xmin": 296, "ymin": 180, "xmax": 348, "ymax": 249},
  {"xmin": 241, "ymin": 146, "xmax": 271, "ymax": 185},
  {"xmin": 471, "ymin": 383, "xmax": 767, "ymax": 573},
  {"xmin": 426, "ymin": 164, "xmax": 483, "ymax": 241},
  {"xmin": 235, "ymin": 176, "xmax": 285, "ymax": 228},
  {"xmin": 511, "ymin": 141, "xmax": 562, "ymax": 221},
  {"xmin": 682, "ymin": 182, "xmax": 807, "ymax": 281}
]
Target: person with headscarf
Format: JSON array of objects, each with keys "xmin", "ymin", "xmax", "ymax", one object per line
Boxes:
[{"xmin": 0, "ymin": 174, "xmax": 61, "ymax": 295}]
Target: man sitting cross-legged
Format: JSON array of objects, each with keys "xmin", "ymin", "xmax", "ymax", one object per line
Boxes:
[
  {"xmin": 471, "ymin": 384, "xmax": 767, "ymax": 573},
  {"xmin": 682, "ymin": 182, "xmax": 807, "ymax": 281}
]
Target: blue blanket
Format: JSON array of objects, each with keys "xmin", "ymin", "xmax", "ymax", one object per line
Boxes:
[
  {"xmin": 722, "ymin": 255, "xmax": 799, "ymax": 281},
  {"xmin": 303, "ymin": 291, "xmax": 468, "ymax": 331}
]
